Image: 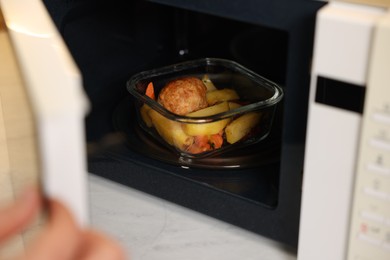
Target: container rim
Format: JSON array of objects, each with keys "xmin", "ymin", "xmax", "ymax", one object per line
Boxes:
[{"xmin": 127, "ymin": 58, "xmax": 283, "ymax": 123}]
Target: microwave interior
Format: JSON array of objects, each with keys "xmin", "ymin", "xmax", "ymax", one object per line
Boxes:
[{"xmin": 43, "ymin": 0, "xmax": 326, "ymax": 248}]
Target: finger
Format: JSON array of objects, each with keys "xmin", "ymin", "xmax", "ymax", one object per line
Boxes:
[
  {"xmin": 23, "ymin": 200, "xmax": 82, "ymax": 260},
  {"xmin": 0, "ymin": 187, "xmax": 41, "ymax": 244},
  {"xmin": 78, "ymin": 230, "xmax": 126, "ymax": 260}
]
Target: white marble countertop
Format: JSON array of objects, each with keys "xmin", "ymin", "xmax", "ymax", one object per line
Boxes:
[{"xmin": 88, "ymin": 174, "xmax": 297, "ymax": 260}]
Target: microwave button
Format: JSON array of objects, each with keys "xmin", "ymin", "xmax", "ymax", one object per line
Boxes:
[
  {"xmin": 367, "ymin": 163, "xmax": 390, "ymax": 176},
  {"xmin": 373, "ymin": 112, "xmax": 390, "ymax": 125},
  {"xmin": 363, "ymin": 187, "xmax": 388, "ymax": 200},
  {"xmin": 361, "ymin": 211, "xmax": 385, "ymax": 224},
  {"xmin": 369, "ymin": 138, "xmax": 390, "ymax": 152},
  {"xmin": 358, "ymin": 233, "xmax": 381, "ymax": 246}
]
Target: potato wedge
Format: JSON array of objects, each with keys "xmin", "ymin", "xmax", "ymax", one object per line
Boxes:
[
  {"xmin": 225, "ymin": 112, "xmax": 261, "ymax": 144},
  {"xmin": 148, "ymin": 109, "xmax": 194, "ymax": 150},
  {"xmin": 140, "ymin": 104, "xmax": 153, "ymax": 127},
  {"xmin": 202, "ymin": 74, "xmax": 217, "ymax": 92},
  {"xmin": 228, "ymin": 102, "xmax": 242, "ymax": 110},
  {"xmin": 183, "ymin": 101, "xmax": 230, "ymax": 136},
  {"xmin": 206, "ymin": 88, "xmax": 239, "ymax": 105},
  {"xmin": 187, "ymin": 101, "xmax": 230, "ymax": 117}
]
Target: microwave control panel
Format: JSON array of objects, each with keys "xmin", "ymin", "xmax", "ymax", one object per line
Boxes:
[{"xmin": 347, "ymin": 13, "xmax": 390, "ymax": 260}]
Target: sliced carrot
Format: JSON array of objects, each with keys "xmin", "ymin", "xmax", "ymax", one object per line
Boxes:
[
  {"xmin": 194, "ymin": 135, "xmax": 208, "ymax": 145},
  {"xmin": 187, "ymin": 144, "xmax": 204, "ymax": 154},
  {"xmin": 187, "ymin": 135, "xmax": 211, "ymax": 154},
  {"xmin": 194, "ymin": 135, "xmax": 211, "ymax": 151},
  {"xmin": 145, "ymin": 82, "xmax": 155, "ymax": 100},
  {"xmin": 187, "ymin": 133, "xmax": 225, "ymax": 154},
  {"xmin": 210, "ymin": 133, "xmax": 223, "ymax": 149}
]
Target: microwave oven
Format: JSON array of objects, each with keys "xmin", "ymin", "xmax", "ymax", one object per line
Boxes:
[
  {"xmin": 2, "ymin": 0, "xmax": 389, "ymax": 258},
  {"xmin": 43, "ymin": 0, "xmax": 325, "ymax": 248}
]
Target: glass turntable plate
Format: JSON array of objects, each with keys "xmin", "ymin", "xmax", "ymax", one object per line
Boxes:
[{"xmin": 112, "ymin": 96, "xmax": 281, "ymax": 169}]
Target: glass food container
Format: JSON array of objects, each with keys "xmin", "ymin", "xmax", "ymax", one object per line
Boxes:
[{"xmin": 127, "ymin": 58, "xmax": 283, "ymax": 159}]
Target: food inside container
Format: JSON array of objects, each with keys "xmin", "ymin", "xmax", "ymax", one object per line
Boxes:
[{"xmin": 127, "ymin": 58, "xmax": 283, "ymax": 159}]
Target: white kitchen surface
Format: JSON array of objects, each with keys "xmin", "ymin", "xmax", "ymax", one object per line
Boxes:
[{"xmin": 88, "ymin": 174, "xmax": 297, "ymax": 260}]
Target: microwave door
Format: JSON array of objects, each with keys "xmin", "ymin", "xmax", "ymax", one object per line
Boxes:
[
  {"xmin": 298, "ymin": 2, "xmax": 387, "ymax": 260},
  {"xmin": 0, "ymin": 0, "xmax": 90, "ymax": 229}
]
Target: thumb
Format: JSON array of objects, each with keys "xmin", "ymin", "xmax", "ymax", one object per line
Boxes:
[{"xmin": 0, "ymin": 187, "xmax": 42, "ymax": 244}]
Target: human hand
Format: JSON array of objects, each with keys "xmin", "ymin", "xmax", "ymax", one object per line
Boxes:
[{"xmin": 0, "ymin": 187, "xmax": 126, "ymax": 260}]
